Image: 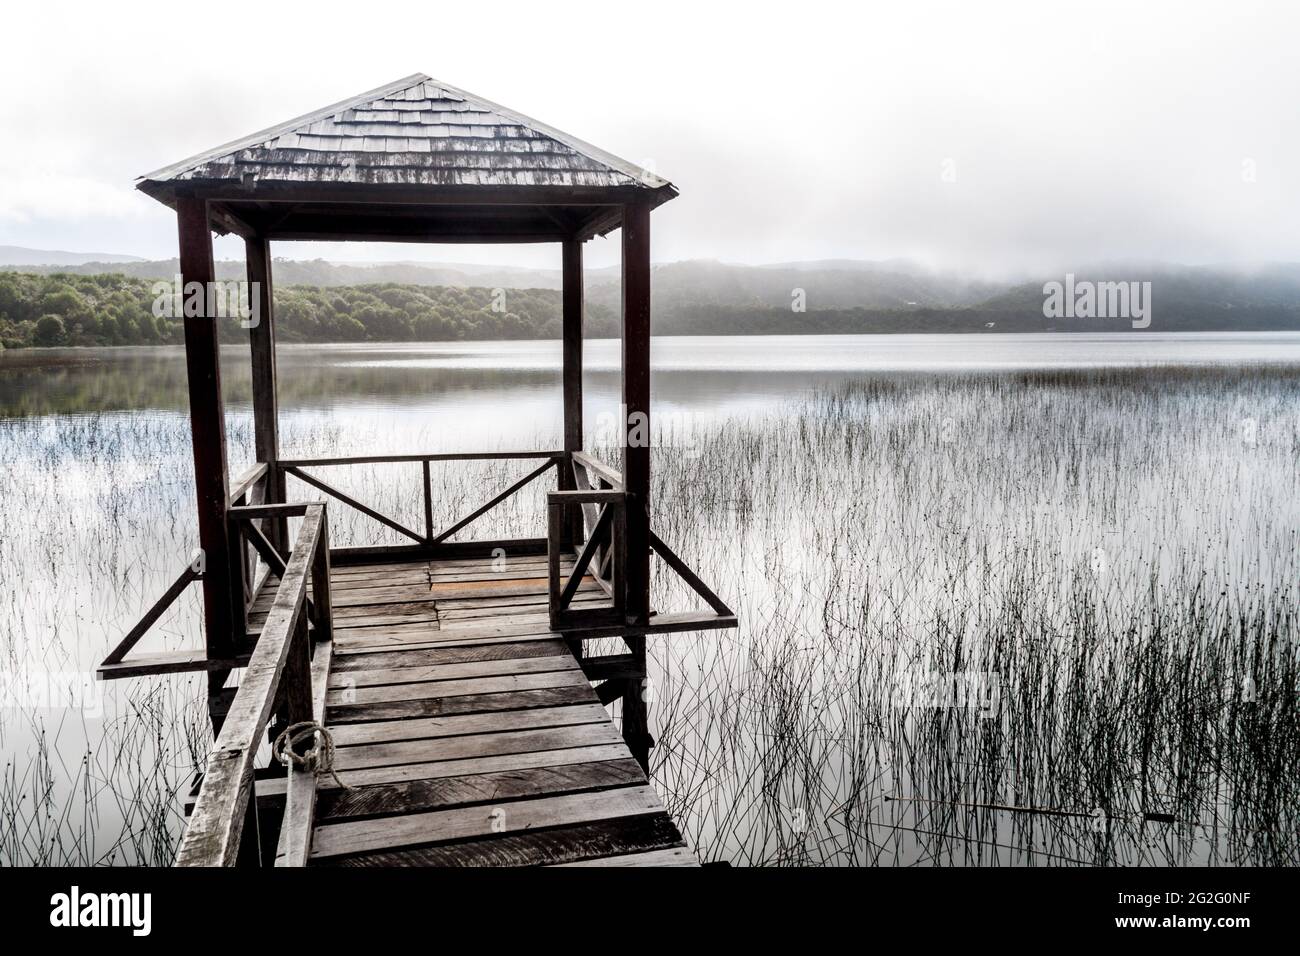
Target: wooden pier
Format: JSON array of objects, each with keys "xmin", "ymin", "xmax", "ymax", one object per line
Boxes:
[
  {"xmin": 152, "ymin": 466, "xmax": 731, "ymax": 866},
  {"xmin": 103, "ymin": 74, "xmax": 736, "ymax": 866},
  {"xmin": 294, "ymin": 553, "xmax": 696, "ymax": 867}
]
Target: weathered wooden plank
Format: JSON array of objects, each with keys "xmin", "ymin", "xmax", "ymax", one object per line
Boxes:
[
  {"xmin": 330, "ymin": 605, "xmax": 440, "ymax": 629},
  {"xmin": 332, "ymin": 585, "xmax": 434, "ymax": 607},
  {"xmin": 329, "ymin": 701, "xmax": 608, "ymax": 747},
  {"xmin": 435, "ymin": 595, "xmax": 606, "ymax": 624},
  {"xmin": 331, "ymin": 638, "xmax": 568, "ymax": 671},
  {"xmin": 330, "ymin": 629, "xmax": 563, "ymax": 656},
  {"xmin": 333, "ymin": 597, "xmax": 436, "ymax": 617},
  {"xmin": 332, "ymin": 722, "xmax": 623, "ymax": 772},
  {"xmin": 330, "ymin": 559, "xmax": 430, "ymax": 578},
  {"xmin": 425, "ymin": 565, "xmax": 574, "ymax": 585},
  {"xmin": 328, "ymin": 654, "xmax": 579, "ymax": 689},
  {"xmin": 333, "ymin": 620, "xmax": 441, "ymax": 641},
  {"xmin": 327, "ymin": 669, "xmax": 586, "ymax": 707},
  {"xmin": 98, "ymin": 648, "xmax": 251, "ymax": 680},
  {"xmin": 420, "ymin": 619, "xmax": 567, "ymax": 640},
  {"xmin": 317, "ymin": 814, "xmax": 685, "ymax": 867},
  {"xmin": 326, "ymin": 684, "xmax": 596, "ymax": 723},
  {"xmin": 330, "ymin": 570, "xmax": 430, "ymax": 590},
  {"xmin": 311, "ymin": 784, "xmax": 663, "ymax": 859},
  {"xmin": 334, "ymin": 619, "xmax": 561, "ymax": 649},
  {"xmin": 326, "ymin": 742, "xmax": 632, "ymax": 789},
  {"xmin": 317, "ymin": 758, "xmax": 645, "ymax": 822},
  {"xmin": 432, "ymin": 590, "xmax": 584, "ymax": 612},
  {"xmin": 427, "ymin": 576, "xmax": 596, "ymax": 600},
  {"xmin": 425, "ymin": 555, "xmax": 552, "ymax": 572}
]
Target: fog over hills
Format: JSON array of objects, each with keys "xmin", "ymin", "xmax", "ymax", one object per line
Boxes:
[
  {"xmin": 0, "ymin": 245, "xmax": 146, "ymax": 266},
  {"xmin": 2, "ymin": 246, "xmax": 1299, "ymax": 334}
]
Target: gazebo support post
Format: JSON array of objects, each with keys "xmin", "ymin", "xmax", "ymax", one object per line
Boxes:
[
  {"xmin": 559, "ymin": 238, "xmax": 585, "ymax": 662},
  {"xmin": 176, "ymin": 195, "xmax": 240, "ymax": 729},
  {"xmin": 560, "ymin": 238, "xmax": 584, "ymax": 549},
  {"xmin": 620, "ymin": 202, "xmax": 653, "ymax": 771},
  {"xmin": 245, "ymin": 236, "xmax": 287, "ymax": 553}
]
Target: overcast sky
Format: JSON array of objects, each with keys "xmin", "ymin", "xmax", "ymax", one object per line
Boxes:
[{"xmin": 1, "ymin": 0, "xmax": 1296, "ymax": 275}]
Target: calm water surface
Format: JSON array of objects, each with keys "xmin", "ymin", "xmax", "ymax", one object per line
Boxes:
[{"xmin": 1, "ymin": 332, "xmax": 1297, "ymax": 865}]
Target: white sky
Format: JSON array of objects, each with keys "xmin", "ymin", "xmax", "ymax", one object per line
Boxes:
[{"xmin": 1, "ymin": 0, "xmax": 1296, "ymax": 275}]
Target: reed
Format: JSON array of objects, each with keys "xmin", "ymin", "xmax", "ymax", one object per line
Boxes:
[{"xmin": 0, "ymin": 361, "xmax": 1295, "ymax": 865}]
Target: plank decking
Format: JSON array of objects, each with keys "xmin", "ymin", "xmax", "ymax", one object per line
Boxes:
[{"xmin": 249, "ymin": 553, "xmax": 696, "ymax": 867}]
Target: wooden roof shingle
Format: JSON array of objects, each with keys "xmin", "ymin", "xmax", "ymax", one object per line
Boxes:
[{"xmin": 138, "ymin": 74, "xmax": 674, "ymax": 207}]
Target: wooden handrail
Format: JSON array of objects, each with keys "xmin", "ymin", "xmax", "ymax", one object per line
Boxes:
[
  {"xmin": 431, "ymin": 459, "xmax": 555, "ymax": 544},
  {"xmin": 228, "ymin": 461, "xmax": 269, "ymax": 505},
  {"xmin": 285, "ymin": 465, "xmax": 425, "ymax": 543},
  {"xmin": 279, "ymin": 450, "xmax": 564, "ymax": 468},
  {"xmin": 572, "ymin": 451, "xmax": 623, "ymax": 489},
  {"xmin": 283, "ymin": 452, "xmax": 562, "ymax": 548},
  {"xmin": 550, "ymin": 452, "xmax": 737, "ymax": 629},
  {"xmin": 98, "ymin": 564, "xmax": 203, "ymax": 674},
  {"xmin": 648, "ymin": 529, "xmax": 733, "ymax": 616},
  {"xmin": 547, "ymin": 488, "xmax": 625, "ymax": 629},
  {"xmin": 176, "ymin": 504, "xmax": 331, "ymax": 867}
]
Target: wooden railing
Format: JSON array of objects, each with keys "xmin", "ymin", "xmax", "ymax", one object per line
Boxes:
[
  {"xmin": 547, "ymin": 451, "xmax": 737, "ymax": 636},
  {"xmin": 548, "ymin": 487, "xmax": 625, "ymax": 628},
  {"xmin": 98, "ymin": 460, "xmax": 275, "ymax": 680},
  {"xmin": 278, "ymin": 450, "xmax": 564, "ymax": 556},
  {"xmin": 175, "ymin": 502, "xmax": 332, "ymax": 867}
]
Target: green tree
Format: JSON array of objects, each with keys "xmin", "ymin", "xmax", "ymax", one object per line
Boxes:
[{"xmin": 33, "ymin": 314, "xmax": 66, "ymax": 346}]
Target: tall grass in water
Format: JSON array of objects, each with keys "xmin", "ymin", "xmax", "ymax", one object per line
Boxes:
[
  {"xmin": 644, "ymin": 365, "xmax": 1299, "ymax": 865},
  {"xmin": 0, "ymin": 362, "xmax": 1295, "ymax": 865}
]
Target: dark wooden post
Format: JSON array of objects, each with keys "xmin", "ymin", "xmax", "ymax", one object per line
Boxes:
[
  {"xmin": 557, "ymin": 239, "xmax": 586, "ymax": 660},
  {"xmin": 621, "ymin": 204, "xmax": 652, "ymax": 624},
  {"xmin": 559, "ymin": 239, "xmax": 584, "ymax": 548},
  {"xmin": 245, "ymin": 237, "xmax": 286, "ymax": 552},
  {"xmin": 177, "ymin": 196, "xmax": 238, "ymax": 722},
  {"xmin": 620, "ymin": 203, "xmax": 652, "ymax": 772}
]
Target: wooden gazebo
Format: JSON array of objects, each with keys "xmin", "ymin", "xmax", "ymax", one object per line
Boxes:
[{"xmin": 103, "ymin": 75, "xmax": 734, "ymax": 867}]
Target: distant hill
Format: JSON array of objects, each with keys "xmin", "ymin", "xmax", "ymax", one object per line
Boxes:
[
  {"xmin": 0, "ymin": 245, "xmax": 145, "ymax": 266},
  {"xmin": 0, "ymin": 256, "xmax": 565, "ymax": 290},
  {"xmin": 3, "ymin": 253, "xmax": 1300, "ymax": 344},
  {"xmin": 2, "ymin": 255, "xmax": 1005, "ymax": 308}
]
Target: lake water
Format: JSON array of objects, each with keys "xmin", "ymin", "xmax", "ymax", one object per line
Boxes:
[
  {"xmin": 6, "ymin": 331, "xmax": 1300, "ymax": 440},
  {"xmin": 1, "ymin": 332, "xmax": 1297, "ymax": 866}
]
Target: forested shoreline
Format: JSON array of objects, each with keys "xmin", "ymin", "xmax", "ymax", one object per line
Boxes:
[
  {"xmin": 0, "ymin": 272, "xmax": 620, "ymax": 348},
  {"xmin": 3, "ymin": 270, "xmax": 1299, "ymax": 349}
]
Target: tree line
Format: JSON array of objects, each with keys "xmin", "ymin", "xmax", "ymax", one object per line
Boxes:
[
  {"xmin": 0, "ymin": 272, "xmax": 619, "ymax": 348},
  {"xmin": 3, "ymin": 270, "xmax": 1296, "ymax": 349}
]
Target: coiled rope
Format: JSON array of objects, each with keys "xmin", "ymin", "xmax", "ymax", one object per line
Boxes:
[{"xmin": 272, "ymin": 721, "xmax": 352, "ymax": 790}]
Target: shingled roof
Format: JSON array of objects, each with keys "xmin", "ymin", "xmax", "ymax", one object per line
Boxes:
[{"xmin": 136, "ymin": 74, "xmax": 675, "ymax": 242}]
